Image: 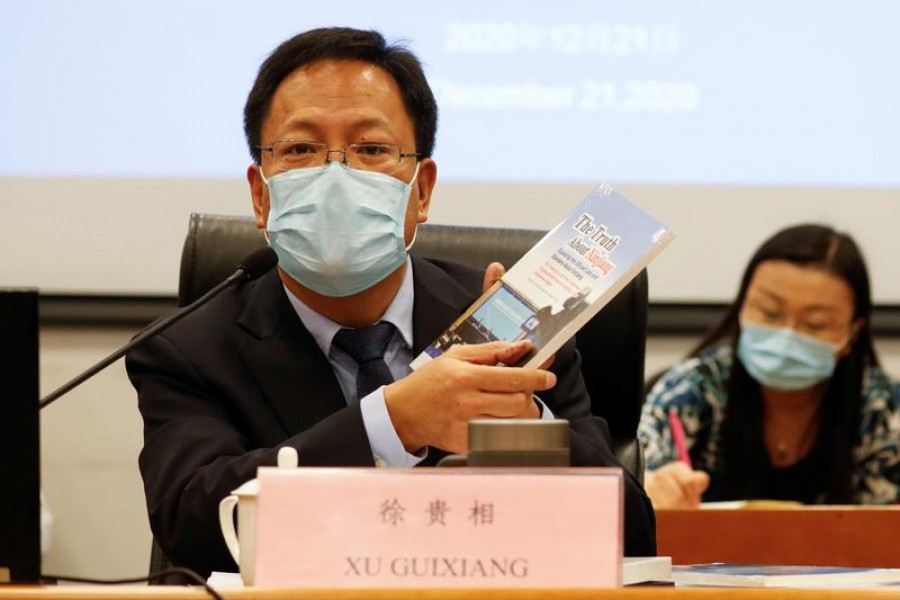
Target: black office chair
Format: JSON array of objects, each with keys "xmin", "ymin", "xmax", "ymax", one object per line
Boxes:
[{"xmin": 151, "ymin": 212, "xmax": 650, "ymax": 581}]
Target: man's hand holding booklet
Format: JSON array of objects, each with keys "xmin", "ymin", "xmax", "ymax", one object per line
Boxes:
[{"xmin": 411, "ymin": 183, "xmax": 675, "ymax": 370}]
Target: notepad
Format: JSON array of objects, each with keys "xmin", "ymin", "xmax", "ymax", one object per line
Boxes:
[
  {"xmin": 673, "ymin": 563, "xmax": 900, "ymax": 588},
  {"xmin": 622, "ymin": 556, "xmax": 673, "ymax": 586},
  {"xmin": 698, "ymin": 500, "xmax": 804, "ymax": 510}
]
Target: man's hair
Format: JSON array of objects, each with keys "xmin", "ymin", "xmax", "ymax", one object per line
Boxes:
[{"xmin": 243, "ymin": 27, "xmax": 438, "ymax": 164}]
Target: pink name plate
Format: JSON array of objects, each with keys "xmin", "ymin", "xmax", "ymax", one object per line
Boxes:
[{"xmin": 254, "ymin": 467, "xmax": 623, "ymax": 588}]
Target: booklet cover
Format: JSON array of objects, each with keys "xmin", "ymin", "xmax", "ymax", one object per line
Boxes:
[
  {"xmin": 673, "ymin": 563, "xmax": 900, "ymax": 588},
  {"xmin": 410, "ymin": 183, "xmax": 674, "ymax": 370}
]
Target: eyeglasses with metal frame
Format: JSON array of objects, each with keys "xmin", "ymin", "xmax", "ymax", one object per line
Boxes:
[{"xmin": 257, "ymin": 141, "xmax": 421, "ymax": 175}]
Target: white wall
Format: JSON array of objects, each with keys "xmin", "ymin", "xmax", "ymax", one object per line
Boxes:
[
  {"xmin": 5, "ymin": 178, "xmax": 900, "ymax": 305},
  {"xmin": 38, "ymin": 325, "xmax": 900, "ymax": 578},
  {"xmin": 40, "ymin": 326, "xmax": 149, "ymax": 579}
]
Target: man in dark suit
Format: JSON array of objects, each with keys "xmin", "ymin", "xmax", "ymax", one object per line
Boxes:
[{"xmin": 127, "ymin": 27, "xmax": 655, "ymax": 577}]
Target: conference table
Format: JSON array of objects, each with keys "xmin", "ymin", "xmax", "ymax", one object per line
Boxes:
[
  {"xmin": 656, "ymin": 506, "xmax": 900, "ymax": 568},
  {"xmin": 4, "ymin": 506, "xmax": 899, "ymax": 598},
  {"xmin": 1, "ymin": 588, "xmax": 900, "ymax": 599}
]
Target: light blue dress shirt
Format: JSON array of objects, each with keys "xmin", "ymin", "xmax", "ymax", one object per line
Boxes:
[{"xmin": 284, "ymin": 258, "xmax": 554, "ymax": 468}]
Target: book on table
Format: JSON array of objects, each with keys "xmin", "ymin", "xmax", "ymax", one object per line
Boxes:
[
  {"xmin": 410, "ymin": 183, "xmax": 674, "ymax": 370},
  {"xmin": 673, "ymin": 563, "xmax": 900, "ymax": 588}
]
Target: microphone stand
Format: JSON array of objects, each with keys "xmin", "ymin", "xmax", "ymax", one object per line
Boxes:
[{"xmin": 40, "ymin": 270, "xmax": 246, "ymax": 410}]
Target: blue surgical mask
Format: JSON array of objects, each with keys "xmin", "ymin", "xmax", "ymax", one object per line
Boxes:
[
  {"xmin": 260, "ymin": 162, "xmax": 419, "ymax": 297},
  {"xmin": 737, "ymin": 321, "xmax": 846, "ymax": 391}
]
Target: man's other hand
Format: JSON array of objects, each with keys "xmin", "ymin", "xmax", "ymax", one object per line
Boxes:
[
  {"xmin": 384, "ymin": 340, "xmax": 555, "ymax": 453},
  {"xmin": 483, "ymin": 262, "xmax": 505, "ymax": 293}
]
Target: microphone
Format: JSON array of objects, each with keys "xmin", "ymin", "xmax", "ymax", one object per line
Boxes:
[{"xmin": 39, "ymin": 247, "xmax": 278, "ymax": 409}]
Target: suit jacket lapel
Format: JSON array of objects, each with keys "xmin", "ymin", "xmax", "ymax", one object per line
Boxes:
[
  {"xmin": 410, "ymin": 257, "xmax": 480, "ymax": 355},
  {"xmin": 236, "ymin": 271, "xmax": 347, "ymax": 436},
  {"xmin": 234, "ymin": 260, "xmax": 478, "ymax": 462}
]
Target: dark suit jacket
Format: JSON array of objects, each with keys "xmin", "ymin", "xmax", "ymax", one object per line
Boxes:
[{"xmin": 127, "ymin": 256, "xmax": 656, "ymax": 576}]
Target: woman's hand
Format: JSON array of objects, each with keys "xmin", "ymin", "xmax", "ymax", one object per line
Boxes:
[{"xmin": 643, "ymin": 461, "xmax": 710, "ymax": 509}]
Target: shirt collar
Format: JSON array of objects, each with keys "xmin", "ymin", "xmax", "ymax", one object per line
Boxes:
[{"xmin": 283, "ymin": 257, "xmax": 415, "ymax": 355}]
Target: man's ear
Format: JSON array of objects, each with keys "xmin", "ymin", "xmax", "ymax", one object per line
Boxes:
[
  {"xmin": 247, "ymin": 164, "xmax": 268, "ymax": 229},
  {"xmin": 414, "ymin": 158, "xmax": 437, "ymax": 223}
]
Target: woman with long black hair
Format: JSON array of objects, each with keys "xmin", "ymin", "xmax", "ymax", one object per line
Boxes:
[{"xmin": 639, "ymin": 224, "xmax": 899, "ymax": 508}]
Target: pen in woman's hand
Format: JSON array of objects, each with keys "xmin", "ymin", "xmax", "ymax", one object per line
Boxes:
[{"xmin": 668, "ymin": 407, "xmax": 693, "ymax": 469}]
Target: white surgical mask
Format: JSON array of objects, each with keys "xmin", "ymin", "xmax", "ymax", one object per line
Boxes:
[{"xmin": 260, "ymin": 162, "xmax": 419, "ymax": 297}]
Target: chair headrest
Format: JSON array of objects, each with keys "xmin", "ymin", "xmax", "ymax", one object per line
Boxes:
[{"xmin": 178, "ymin": 213, "xmax": 546, "ymax": 306}]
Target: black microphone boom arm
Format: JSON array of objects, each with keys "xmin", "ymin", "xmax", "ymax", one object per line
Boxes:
[{"xmin": 39, "ymin": 247, "xmax": 277, "ymax": 409}]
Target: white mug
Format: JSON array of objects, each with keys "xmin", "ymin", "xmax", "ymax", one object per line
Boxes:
[{"xmin": 219, "ymin": 446, "xmax": 298, "ymax": 585}]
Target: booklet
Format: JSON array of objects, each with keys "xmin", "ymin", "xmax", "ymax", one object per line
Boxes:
[
  {"xmin": 673, "ymin": 563, "xmax": 900, "ymax": 588},
  {"xmin": 410, "ymin": 183, "xmax": 674, "ymax": 370}
]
